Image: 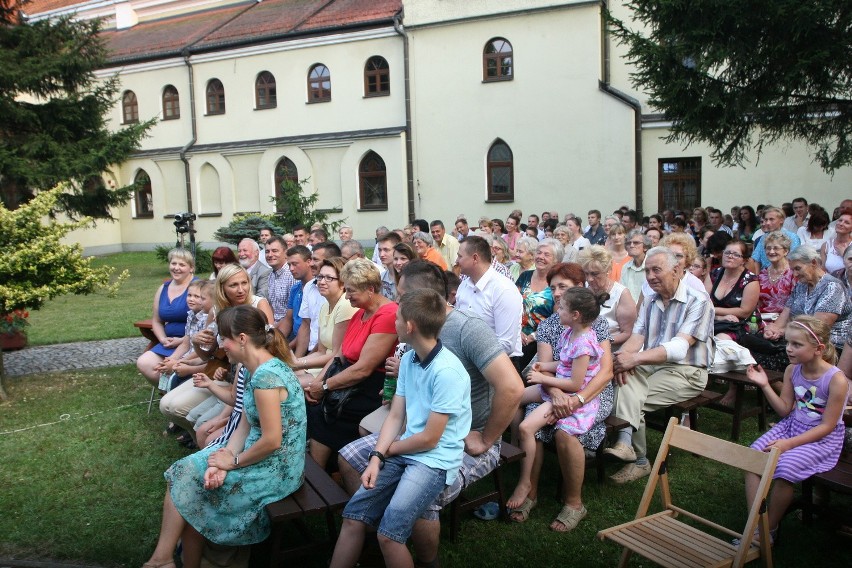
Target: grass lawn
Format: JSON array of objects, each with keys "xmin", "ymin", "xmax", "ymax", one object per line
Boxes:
[
  {"xmin": 26, "ymin": 252, "xmax": 176, "ymax": 346},
  {"xmin": 1, "ymin": 367, "xmax": 849, "ymax": 567}
]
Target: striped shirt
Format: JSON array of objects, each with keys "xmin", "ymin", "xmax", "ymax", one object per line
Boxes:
[
  {"xmin": 634, "ymin": 278, "xmax": 715, "ymax": 368},
  {"xmin": 206, "ymin": 365, "xmax": 246, "ymax": 448}
]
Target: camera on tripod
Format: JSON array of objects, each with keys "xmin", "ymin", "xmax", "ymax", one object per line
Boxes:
[{"xmin": 173, "ymin": 212, "xmax": 196, "ymax": 234}]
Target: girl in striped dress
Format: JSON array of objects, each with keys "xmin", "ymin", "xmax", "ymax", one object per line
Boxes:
[{"xmin": 745, "ymin": 315, "xmax": 849, "ymax": 544}]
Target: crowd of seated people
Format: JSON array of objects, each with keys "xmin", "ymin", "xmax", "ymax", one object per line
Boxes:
[{"xmin": 137, "ymin": 196, "xmax": 852, "ymax": 568}]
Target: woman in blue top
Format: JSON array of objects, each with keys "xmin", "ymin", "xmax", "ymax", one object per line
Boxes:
[
  {"xmin": 143, "ymin": 305, "xmax": 306, "ymax": 568},
  {"xmin": 137, "ymin": 248, "xmax": 196, "ymax": 386}
]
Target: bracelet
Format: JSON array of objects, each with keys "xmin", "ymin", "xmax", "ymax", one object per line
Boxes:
[{"xmin": 571, "ymin": 393, "xmax": 586, "ymax": 405}]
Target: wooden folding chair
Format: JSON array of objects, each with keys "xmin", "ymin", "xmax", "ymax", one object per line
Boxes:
[{"xmin": 598, "ymin": 417, "xmax": 779, "ymax": 568}]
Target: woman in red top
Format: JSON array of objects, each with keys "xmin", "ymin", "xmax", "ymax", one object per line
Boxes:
[{"xmin": 306, "ymin": 258, "xmax": 398, "ymax": 468}]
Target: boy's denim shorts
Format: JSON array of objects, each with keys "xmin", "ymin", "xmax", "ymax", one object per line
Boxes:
[{"xmin": 342, "ymin": 456, "xmax": 446, "ymax": 543}]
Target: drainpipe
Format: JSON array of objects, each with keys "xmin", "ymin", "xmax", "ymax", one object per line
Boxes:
[
  {"xmin": 393, "ymin": 10, "xmax": 415, "ymax": 223},
  {"xmin": 180, "ymin": 48, "xmax": 198, "ymax": 256},
  {"xmin": 598, "ymin": 0, "xmax": 643, "ymax": 216}
]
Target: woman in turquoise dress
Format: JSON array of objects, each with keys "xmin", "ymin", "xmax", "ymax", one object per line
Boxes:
[{"xmin": 143, "ymin": 305, "xmax": 306, "ymax": 568}]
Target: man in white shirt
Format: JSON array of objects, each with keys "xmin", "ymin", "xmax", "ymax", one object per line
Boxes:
[
  {"xmin": 374, "ymin": 232, "xmax": 402, "ymax": 299},
  {"xmin": 454, "ymin": 236, "xmax": 523, "ymax": 357},
  {"xmin": 783, "ymin": 197, "xmax": 809, "ymax": 233}
]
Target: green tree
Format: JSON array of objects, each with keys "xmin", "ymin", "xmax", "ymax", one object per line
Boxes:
[
  {"xmin": 608, "ymin": 0, "xmax": 852, "ymax": 173},
  {"xmin": 0, "ymin": 185, "xmax": 127, "ymax": 399},
  {"xmin": 0, "ymin": 0, "xmax": 154, "ymax": 218}
]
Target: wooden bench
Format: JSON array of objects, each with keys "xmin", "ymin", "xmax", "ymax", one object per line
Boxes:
[
  {"xmin": 646, "ymin": 389, "xmax": 724, "ymax": 434},
  {"xmin": 800, "ymin": 409, "xmax": 852, "ymax": 525},
  {"xmin": 257, "ymin": 455, "xmax": 350, "ymax": 566},
  {"xmin": 447, "ymin": 441, "xmax": 524, "ymax": 542},
  {"xmin": 708, "ymin": 369, "xmax": 784, "ymax": 440},
  {"xmin": 134, "ymin": 319, "xmax": 157, "ymax": 351}
]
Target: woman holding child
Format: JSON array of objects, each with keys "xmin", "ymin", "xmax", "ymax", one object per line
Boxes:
[
  {"xmin": 143, "ymin": 305, "xmax": 305, "ymax": 568},
  {"xmin": 305, "ymin": 258, "xmax": 399, "ymax": 469},
  {"xmin": 506, "ymin": 263, "xmax": 615, "ymax": 531},
  {"xmin": 137, "ymin": 248, "xmax": 197, "ymax": 385}
]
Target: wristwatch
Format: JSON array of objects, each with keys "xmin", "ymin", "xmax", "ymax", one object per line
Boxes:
[
  {"xmin": 571, "ymin": 393, "xmax": 586, "ymax": 406},
  {"xmin": 368, "ymin": 450, "xmax": 386, "ymax": 465},
  {"xmin": 322, "ymin": 378, "xmax": 329, "ymax": 391},
  {"xmin": 233, "ymin": 452, "xmax": 240, "ymax": 467}
]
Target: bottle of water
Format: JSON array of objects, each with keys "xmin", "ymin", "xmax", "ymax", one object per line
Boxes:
[{"xmin": 748, "ymin": 314, "xmax": 759, "ymax": 334}]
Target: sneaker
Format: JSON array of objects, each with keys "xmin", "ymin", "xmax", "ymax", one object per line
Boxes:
[
  {"xmin": 610, "ymin": 462, "xmax": 652, "ymax": 484},
  {"xmin": 602, "ymin": 441, "xmax": 637, "ymax": 462}
]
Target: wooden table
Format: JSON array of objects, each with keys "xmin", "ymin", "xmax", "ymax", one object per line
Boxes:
[{"xmin": 707, "ymin": 369, "xmax": 784, "ymax": 440}]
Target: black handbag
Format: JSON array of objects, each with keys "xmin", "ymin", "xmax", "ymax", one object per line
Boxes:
[{"xmin": 321, "ymin": 356, "xmax": 357, "ymax": 423}]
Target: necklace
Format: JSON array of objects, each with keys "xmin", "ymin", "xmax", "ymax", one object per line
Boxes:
[{"xmin": 767, "ymin": 263, "xmax": 787, "ymax": 284}]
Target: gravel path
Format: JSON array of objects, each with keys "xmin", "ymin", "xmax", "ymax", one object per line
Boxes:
[{"xmin": 2, "ymin": 337, "xmax": 148, "ymax": 377}]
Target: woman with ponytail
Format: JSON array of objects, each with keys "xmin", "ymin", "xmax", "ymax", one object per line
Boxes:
[{"xmin": 143, "ymin": 305, "xmax": 306, "ymax": 568}]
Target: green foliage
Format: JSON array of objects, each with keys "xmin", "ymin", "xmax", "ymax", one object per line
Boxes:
[
  {"xmin": 213, "ymin": 214, "xmax": 286, "ymax": 246},
  {"xmin": 153, "ymin": 243, "xmax": 213, "ymax": 275},
  {"xmin": 214, "ymin": 176, "xmax": 345, "ymax": 244},
  {"xmin": 0, "ymin": 186, "xmax": 127, "ymax": 314},
  {"xmin": 0, "ymin": 12, "xmax": 154, "ymax": 217},
  {"xmin": 272, "ymin": 176, "xmax": 344, "ymax": 234},
  {"xmin": 607, "ymin": 0, "xmax": 852, "ymax": 173}
]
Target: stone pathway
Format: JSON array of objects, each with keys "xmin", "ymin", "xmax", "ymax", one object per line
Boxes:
[{"xmin": 2, "ymin": 337, "xmax": 148, "ymax": 377}]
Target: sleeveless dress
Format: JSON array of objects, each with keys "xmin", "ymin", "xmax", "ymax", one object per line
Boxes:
[
  {"xmin": 151, "ymin": 279, "xmax": 192, "ymax": 356},
  {"xmin": 709, "ymin": 267, "xmax": 760, "ymax": 337},
  {"xmin": 750, "ymin": 365, "xmax": 847, "ymax": 483},
  {"xmin": 165, "ymin": 358, "xmax": 306, "ymax": 545}
]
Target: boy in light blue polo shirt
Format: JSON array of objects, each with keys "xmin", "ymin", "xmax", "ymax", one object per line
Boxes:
[{"xmin": 330, "ymin": 288, "xmax": 471, "ymax": 568}]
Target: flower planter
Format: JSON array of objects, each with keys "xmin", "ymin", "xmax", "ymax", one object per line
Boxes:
[{"xmin": 0, "ymin": 331, "xmax": 27, "ymax": 351}]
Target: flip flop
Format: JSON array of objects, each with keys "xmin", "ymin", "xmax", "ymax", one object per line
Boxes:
[
  {"xmin": 507, "ymin": 497, "xmax": 537, "ymax": 523},
  {"xmin": 473, "ymin": 501, "xmax": 500, "ymax": 521}
]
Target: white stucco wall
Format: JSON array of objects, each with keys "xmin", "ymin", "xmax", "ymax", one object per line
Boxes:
[{"xmin": 407, "ymin": 4, "xmax": 636, "ymax": 223}]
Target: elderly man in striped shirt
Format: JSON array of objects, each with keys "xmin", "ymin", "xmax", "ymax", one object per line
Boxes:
[{"xmin": 603, "ymin": 246, "xmax": 716, "ymax": 484}]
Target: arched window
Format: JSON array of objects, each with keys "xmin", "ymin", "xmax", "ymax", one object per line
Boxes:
[
  {"xmin": 162, "ymin": 85, "xmax": 180, "ymax": 120},
  {"xmin": 308, "ymin": 64, "xmax": 331, "ymax": 103},
  {"xmin": 255, "ymin": 71, "xmax": 277, "ymax": 109},
  {"xmin": 134, "ymin": 169, "xmax": 153, "ymax": 218},
  {"xmin": 274, "ymin": 157, "xmax": 299, "ymax": 213},
  {"xmin": 206, "ymin": 79, "xmax": 225, "ymax": 115},
  {"xmin": 359, "ymin": 151, "xmax": 387, "ymax": 210},
  {"xmin": 364, "ymin": 56, "xmax": 390, "ymax": 97},
  {"xmin": 122, "ymin": 90, "xmax": 139, "ymax": 124},
  {"xmin": 483, "ymin": 38, "xmax": 513, "ymax": 82},
  {"xmin": 487, "ymin": 140, "xmax": 513, "ymax": 202}
]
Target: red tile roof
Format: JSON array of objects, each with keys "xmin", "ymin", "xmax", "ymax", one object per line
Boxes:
[
  {"xmin": 96, "ymin": 0, "xmax": 401, "ymax": 64},
  {"xmin": 102, "ymin": 3, "xmax": 253, "ymax": 62},
  {"xmin": 22, "ymin": 0, "xmax": 85, "ymax": 16}
]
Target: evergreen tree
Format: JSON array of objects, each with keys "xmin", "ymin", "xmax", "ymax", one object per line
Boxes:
[
  {"xmin": 0, "ymin": 0, "xmax": 153, "ymax": 218},
  {"xmin": 608, "ymin": 0, "xmax": 852, "ymax": 173}
]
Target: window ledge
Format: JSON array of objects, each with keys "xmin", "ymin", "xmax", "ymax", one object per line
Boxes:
[
  {"xmin": 255, "ymin": 105, "xmax": 277, "ymax": 111},
  {"xmin": 482, "ymin": 77, "xmax": 513, "ymax": 84},
  {"xmin": 363, "ymin": 92, "xmax": 390, "ymax": 99},
  {"xmin": 306, "ymin": 99, "xmax": 331, "ymax": 104},
  {"xmin": 485, "ymin": 198, "xmax": 514, "ymax": 203},
  {"xmin": 162, "ymin": 115, "xmax": 180, "ymax": 121},
  {"xmin": 133, "ymin": 214, "xmax": 154, "ymax": 219},
  {"xmin": 198, "ymin": 213, "xmax": 222, "ymax": 218},
  {"xmin": 357, "ymin": 207, "xmax": 388, "ymax": 212}
]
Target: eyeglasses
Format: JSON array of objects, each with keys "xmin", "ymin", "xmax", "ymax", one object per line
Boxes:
[
  {"xmin": 316, "ymin": 274, "xmax": 339, "ymax": 282},
  {"xmin": 723, "ymin": 251, "xmax": 743, "ymax": 258},
  {"xmin": 627, "ymin": 240, "xmax": 644, "ymax": 246},
  {"xmin": 764, "ymin": 246, "xmax": 785, "ymax": 252}
]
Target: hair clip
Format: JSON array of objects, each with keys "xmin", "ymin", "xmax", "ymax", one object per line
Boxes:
[{"xmin": 265, "ymin": 324, "xmax": 273, "ymax": 333}]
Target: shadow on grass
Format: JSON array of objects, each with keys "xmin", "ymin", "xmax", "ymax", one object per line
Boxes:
[{"xmin": 0, "ymin": 367, "xmax": 849, "ymax": 567}]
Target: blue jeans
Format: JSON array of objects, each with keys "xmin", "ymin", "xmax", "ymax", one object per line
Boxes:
[{"xmin": 342, "ymin": 456, "xmax": 447, "ymax": 543}]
